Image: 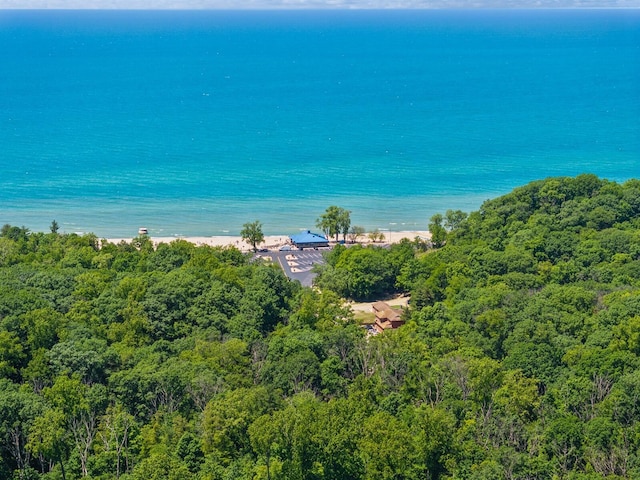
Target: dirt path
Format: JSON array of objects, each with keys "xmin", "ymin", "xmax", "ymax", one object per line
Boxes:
[{"xmin": 349, "ymin": 295, "xmax": 410, "ymax": 313}]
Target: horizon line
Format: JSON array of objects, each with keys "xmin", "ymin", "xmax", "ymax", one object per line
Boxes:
[{"xmin": 2, "ymin": 5, "xmax": 639, "ymax": 9}]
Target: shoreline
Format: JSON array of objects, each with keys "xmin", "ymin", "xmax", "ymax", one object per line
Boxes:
[{"xmin": 105, "ymin": 230, "xmax": 431, "ymax": 252}]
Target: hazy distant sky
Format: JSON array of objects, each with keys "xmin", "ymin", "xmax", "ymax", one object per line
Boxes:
[{"xmin": 1, "ymin": 0, "xmax": 638, "ymax": 8}]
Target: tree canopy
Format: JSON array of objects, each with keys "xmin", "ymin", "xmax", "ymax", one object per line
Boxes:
[
  {"xmin": 316, "ymin": 206, "xmax": 351, "ymax": 242},
  {"xmin": 240, "ymin": 220, "xmax": 265, "ymax": 252}
]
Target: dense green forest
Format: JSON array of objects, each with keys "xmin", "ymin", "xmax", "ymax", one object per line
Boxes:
[{"xmin": 1, "ymin": 174, "xmax": 640, "ymax": 480}]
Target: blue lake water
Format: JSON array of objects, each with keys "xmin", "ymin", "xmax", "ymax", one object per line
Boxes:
[{"xmin": 0, "ymin": 9, "xmax": 638, "ymax": 237}]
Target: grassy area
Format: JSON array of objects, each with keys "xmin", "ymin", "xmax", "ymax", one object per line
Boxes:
[{"xmin": 353, "ymin": 310, "xmax": 375, "ymax": 324}]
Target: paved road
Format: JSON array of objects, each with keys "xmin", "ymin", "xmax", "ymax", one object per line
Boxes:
[{"xmin": 254, "ymin": 249, "xmax": 328, "ymax": 287}]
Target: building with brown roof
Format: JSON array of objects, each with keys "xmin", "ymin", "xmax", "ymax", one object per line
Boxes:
[{"xmin": 372, "ymin": 301, "xmax": 405, "ymax": 333}]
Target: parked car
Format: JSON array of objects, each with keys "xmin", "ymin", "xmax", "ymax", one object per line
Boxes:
[{"xmin": 279, "ymin": 245, "xmax": 292, "ymax": 251}]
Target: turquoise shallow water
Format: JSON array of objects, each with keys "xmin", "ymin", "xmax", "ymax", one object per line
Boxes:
[{"xmin": 0, "ymin": 9, "xmax": 638, "ymax": 237}]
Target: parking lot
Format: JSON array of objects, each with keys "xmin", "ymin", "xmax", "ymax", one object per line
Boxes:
[{"xmin": 254, "ymin": 248, "xmax": 328, "ymax": 287}]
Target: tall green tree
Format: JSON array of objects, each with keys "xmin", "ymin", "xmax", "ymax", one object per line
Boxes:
[
  {"xmin": 240, "ymin": 221, "xmax": 265, "ymax": 252},
  {"xmin": 358, "ymin": 411, "xmax": 418, "ymax": 480},
  {"xmin": 348, "ymin": 225, "xmax": 366, "ymax": 244},
  {"xmin": 95, "ymin": 403, "xmax": 136, "ymax": 479},
  {"xmin": 0, "ymin": 380, "xmax": 45, "ymax": 477},
  {"xmin": 428, "ymin": 214, "xmax": 447, "ymax": 248},
  {"xmin": 316, "ymin": 206, "xmax": 351, "ymax": 242},
  {"xmin": 444, "ymin": 209, "xmax": 467, "ymax": 231},
  {"xmin": 27, "ymin": 408, "xmax": 70, "ymax": 480},
  {"xmin": 337, "ymin": 208, "xmax": 352, "ymax": 242}
]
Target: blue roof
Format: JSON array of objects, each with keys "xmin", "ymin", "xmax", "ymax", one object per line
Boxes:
[{"xmin": 289, "ymin": 230, "xmax": 329, "ymax": 245}]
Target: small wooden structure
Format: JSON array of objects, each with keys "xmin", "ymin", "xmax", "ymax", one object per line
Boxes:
[{"xmin": 372, "ymin": 301, "xmax": 405, "ymax": 333}]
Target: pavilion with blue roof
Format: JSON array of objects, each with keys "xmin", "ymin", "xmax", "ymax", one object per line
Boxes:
[{"xmin": 289, "ymin": 230, "xmax": 329, "ymax": 250}]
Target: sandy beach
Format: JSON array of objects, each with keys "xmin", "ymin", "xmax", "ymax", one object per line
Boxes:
[{"xmin": 105, "ymin": 231, "xmax": 431, "ymax": 252}]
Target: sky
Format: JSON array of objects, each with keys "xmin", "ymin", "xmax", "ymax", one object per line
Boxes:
[{"xmin": 0, "ymin": 0, "xmax": 638, "ymax": 8}]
